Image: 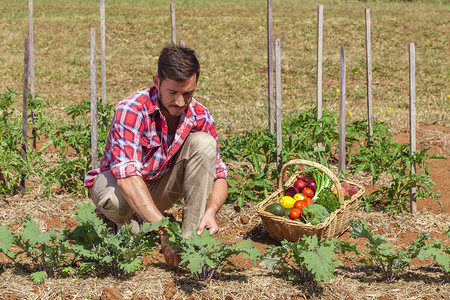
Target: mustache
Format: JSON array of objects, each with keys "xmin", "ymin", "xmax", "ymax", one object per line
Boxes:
[{"xmin": 170, "ymin": 104, "xmax": 188, "ymax": 109}]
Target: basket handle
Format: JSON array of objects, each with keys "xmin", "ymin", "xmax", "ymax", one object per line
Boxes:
[{"xmin": 278, "ymin": 159, "xmax": 345, "ymax": 202}]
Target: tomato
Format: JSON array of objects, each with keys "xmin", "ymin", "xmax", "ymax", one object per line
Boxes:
[
  {"xmin": 294, "ymin": 200, "xmax": 306, "ymax": 210},
  {"xmin": 289, "ymin": 207, "xmax": 302, "ymax": 219},
  {"xmin": 302, "ymin": 187, "xmax": 314, "ymax": 198},
  {"xmin": 303, "ymin": 198, "xmax": 313, "ymax": 206}
]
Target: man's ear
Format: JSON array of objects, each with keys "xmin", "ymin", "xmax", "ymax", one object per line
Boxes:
[{"xmin": 153, "ymin": 74, "xmax": 160, "ymax": 90}]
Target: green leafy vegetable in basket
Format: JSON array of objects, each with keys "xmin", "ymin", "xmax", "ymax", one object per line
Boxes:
[
  {"xmin": 303, "ymin": 151, "xmax": 333, "ymax": 203},
  {"xmin": 301, "ymin": 204, "xmax": 330, "ymax": 225},
  {"xmin": 314, "ymin": 188, "xmax": 341, "ymax": 214}
]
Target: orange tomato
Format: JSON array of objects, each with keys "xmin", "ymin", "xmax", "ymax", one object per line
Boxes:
[{"xmin": 303, "ymin": 198, "xmax": 313, "ymax": 206}]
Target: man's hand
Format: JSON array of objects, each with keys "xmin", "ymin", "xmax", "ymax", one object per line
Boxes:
[
  {"xmin": 159, "ymin": 227, "xmax": 181, "ymax": 267},
  {"xmin": 197, "ymin": 210, "xmax": 219, "ymax": 235},
  {"xmin": 196, "ymin": 178, "xmax": 227, "ymax": 236}
]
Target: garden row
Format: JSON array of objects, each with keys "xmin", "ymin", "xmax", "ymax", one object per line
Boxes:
[
  {"xmin": 0, "ymin": 88, "xmax": 442, "ymax": 214},
  {"xmin": 0, "ymin": 202, "xmax": 449, "ymax": 285}
]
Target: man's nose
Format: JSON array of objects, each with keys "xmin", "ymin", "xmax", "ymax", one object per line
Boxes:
[{"xmin": 174, "ymin": 94, "xmax": 185, "ymax": 107}]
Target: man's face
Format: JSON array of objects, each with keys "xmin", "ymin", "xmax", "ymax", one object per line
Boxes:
[{"xmin": 153, "ymin": 74, "xmax": 197, "ymax": 119}]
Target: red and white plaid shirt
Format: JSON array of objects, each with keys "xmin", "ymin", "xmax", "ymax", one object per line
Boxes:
[{"xmin": 84, "ymin": 86, "xmax": 227, "ymax": 187}]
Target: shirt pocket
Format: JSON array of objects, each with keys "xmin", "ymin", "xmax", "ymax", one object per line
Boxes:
[{"xmin": 140, "ymin": 133, "xmax": 161, "ymax": 149}]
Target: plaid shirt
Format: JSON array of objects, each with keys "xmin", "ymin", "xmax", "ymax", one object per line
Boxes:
[{"xmin": 84, "ymin": 86, "xmax": 227, "ymax": 187}]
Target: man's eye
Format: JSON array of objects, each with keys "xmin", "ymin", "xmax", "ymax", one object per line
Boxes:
[{"xmin": 169, "ymin": 91, "xmax": 177, "ymax": 95}]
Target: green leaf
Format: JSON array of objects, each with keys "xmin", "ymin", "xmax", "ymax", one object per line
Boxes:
[
  {"xmin": 21, "ymin": 217, "xmax": 55, "ymax": 246},
  {"xmin": 30, "ymin": 271, "xmax": 47, "ymax": 284},
  {"xmin": 0, "ymin": 225, "xmax": 14, "ymax": 252}
]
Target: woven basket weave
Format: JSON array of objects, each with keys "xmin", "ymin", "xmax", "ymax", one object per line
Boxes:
[{"xmin": 256, "ymin": 159, "xmax": 365, "ymax": 242}]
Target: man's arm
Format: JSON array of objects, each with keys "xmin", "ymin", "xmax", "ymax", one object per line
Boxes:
[
  {"xmin": 197, "ymin": 178, "xmax": 228, "ymax": 235},
  {"xmin": 117, "ymin": 175, "xmax": 181, "ymax": 266},
  {"xmin": 116, "ymin": 175, "xmax": 163, "ymax": 223}
]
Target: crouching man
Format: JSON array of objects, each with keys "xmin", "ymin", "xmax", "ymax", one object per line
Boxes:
[{"xmin": 84, "ymin": 45, "xmax": 228, "ymax": 267}]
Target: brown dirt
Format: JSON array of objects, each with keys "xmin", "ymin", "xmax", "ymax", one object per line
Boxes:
[{"xmin": 0, "ymin": 126, "xmax": 449, "ymax": 299}]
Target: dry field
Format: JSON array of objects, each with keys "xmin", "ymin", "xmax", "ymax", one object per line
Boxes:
[{"xmin": 1, "ymin": 0, "xmax": 449, "ymax": 299}]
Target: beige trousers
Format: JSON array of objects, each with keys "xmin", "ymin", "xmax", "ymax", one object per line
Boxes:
[{"xmin": 89, "ymin": 132, "xmax": 217, "ymax": 237}]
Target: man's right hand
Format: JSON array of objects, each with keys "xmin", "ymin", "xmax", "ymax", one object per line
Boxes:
[{"xmin": 159, "ymin": 227, "xmax": 181, "ymax": 267}]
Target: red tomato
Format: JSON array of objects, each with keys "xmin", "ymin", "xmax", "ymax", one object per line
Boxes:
[
  {"xmin": 303, "ymin": 198, "xmax": 313, "ymax": 206},
  {"xmin": 302, "ymin": 187, "xmax": 314, "ymax": 198},
  {"xmin": 290, "ymin": 207, "xmax": 302, "ymax": 219},
  {"xmin": 294, "ymin": 200, "xmax": 306, "ymax": 210}
]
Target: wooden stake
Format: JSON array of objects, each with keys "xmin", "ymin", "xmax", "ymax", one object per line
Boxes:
[
  {"xmin": 90, "ymin": 28, "xmax": 98, "ymax": 170},
  {"xmin": 100, "ymin": 0, "xmax": 107, "ymax": 105},
  {"xmin": 409, "ymin": 43, "xmax": 417, "ymax": 214},
  {"xmin": 275, "ymin": 38, "xmax": 282, "ymax": 171},
  {"xmin": 365, "ymin": 8, "xmax": 374, "ymax": 140},
  {"xmin": 267, "ymin": 0, "xmax": 274, "ymax": 134},
  {"xmin": 170, "ymin": 3, "xmax": 176, "ymax": 45},
  {"xmin": 338, "ymin": 47, "xmax": 346, "ymax": 175},
  {"xmin": 316, "ymin": 5, "xmax": 323, "ymax": 121},
  {"xmin": 29, "ymin": 0, "xmax": 36, "ymax": 151},
  {"xmin": 21, "ymin": 38, "xmax": 30, "ymax": 195}
]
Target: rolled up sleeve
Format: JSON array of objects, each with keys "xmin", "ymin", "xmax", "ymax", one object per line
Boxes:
[{"xmin": 109, "ymin": 101, "xmax": 145, "ymax": 179}]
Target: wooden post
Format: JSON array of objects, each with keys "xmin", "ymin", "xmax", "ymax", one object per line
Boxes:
[
  {"xmin": 28, "ymin": 0, "xmax": 35, "ymax": 97},
  {"xmin": 29, "ymin": 0, "xmax": 36, "ymax": 151},
  {"xmin": 338, "ymin": 47, "xmax": 346, "ymax": 175},
  {"xmin": 90, "ymin": 28, "xmax": 98, "ymax": 170},
  {"xmin": 365, "ymin": 8, "xmax": 374, "ymax": 140},
  {"xmin": 21, "ymin": 38, "xmax": 30, "ymax": 195},
  {"xmin": 100, "ymin": 0, "xmax": 107, "ymax": 106},
  {"xmin": 275, "ymin": 38, "xmax": 282, "ymax": 171},
  {"xmin": 316, "ymin": 5, "xmax": 323, "ymax": 121},
  {"xmin": 170, "ymin": 3, "xmax": 176, "ymax": 45},
  {"xmin": 409, "ymin": 43, "xmax": 417, "ymax": 214},
  {"xmin": 267, "ymin": 0, "xmax": 274, "ymax": 134}
]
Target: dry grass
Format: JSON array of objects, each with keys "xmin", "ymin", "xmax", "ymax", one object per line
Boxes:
[
  {"xmin": 1, "ymin": 0, "xmax": 449, "ymax": 133},
  {"xmin": 1, "ymin": 191, "xmax": 449, "ymax": 299}
]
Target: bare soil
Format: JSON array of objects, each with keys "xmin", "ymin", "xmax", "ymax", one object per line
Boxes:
[{"xmin": 0, "ymin": 125, "xmax": 449, "ymax": 300}]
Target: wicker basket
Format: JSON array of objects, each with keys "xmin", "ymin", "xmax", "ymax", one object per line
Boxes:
[{"xmin": 256, "ymin": 159, "xmax": 365, "ymax": 242}]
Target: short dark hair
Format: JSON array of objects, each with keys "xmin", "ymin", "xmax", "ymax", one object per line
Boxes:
[{"xmin": 158, "ymin": 45, "xmax": 200, "ymax": 83}]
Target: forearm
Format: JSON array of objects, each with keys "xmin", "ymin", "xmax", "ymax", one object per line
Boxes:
[
  {"xmin": 117, "ymin": 175, "xmax": 163, "ymax": 223},
  {"xmin": 204, "ymin": 178, "xmax": 228, "ymax": 216}
]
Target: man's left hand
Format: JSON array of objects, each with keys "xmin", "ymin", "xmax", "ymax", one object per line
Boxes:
[{"xmin": 197, "ymin": 210, "xmax": 218, "ymax": 235}]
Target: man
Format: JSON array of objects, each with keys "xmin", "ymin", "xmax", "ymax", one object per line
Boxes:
[{"xmin": 84, "ymin": 45, "xmax": 228, "ymax": 267}]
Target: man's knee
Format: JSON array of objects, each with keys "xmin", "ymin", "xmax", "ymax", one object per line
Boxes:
[
  {"xmin": 186, "ymin": 132, "xmax": 216, "ymax": 159},
  {"xmin": 90, "ymin": 172, "xmax": 132, "ymax": 224}
]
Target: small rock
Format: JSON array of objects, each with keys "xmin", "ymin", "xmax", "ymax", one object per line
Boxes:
[
  {"xmin": 240, "ymin": 215, "xmax": 249, "ymax": 224},
  {"xmin": 100, "ymin": 287, "xmax": 123, "ymax": 300},
  {"xmin": 60, "ymin": 203, "xmax": 69, "ymax": 211}
]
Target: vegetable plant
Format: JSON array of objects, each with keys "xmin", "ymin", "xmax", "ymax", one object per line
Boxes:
[
  {"xmin": 341, "ymin": 220, "xmax": 431, "ymax": 283},
  {"xmin": 220, "ymin": 130, "xmax": 277, "ymax": 207},
  {"xmin": 417, "ymin": 226, "xmax": 450, "ymax": 274},
  {"xmin": 0, "ymin": 217, "xmax": 74, "ymax": 284},
  {"xmin": 261, "ymin": 235, "xmax": 342, "ymax": 283},
  {"xmin": 67, "ymin": 203, "xmax": 160, "ymax": 277},
  {"xmin": 165, "ymin": 221, "xmax": 259, "ymax": 281}
]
